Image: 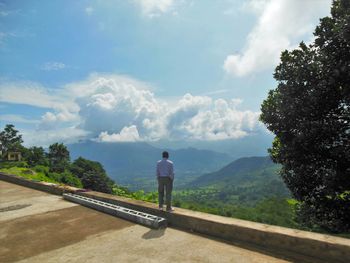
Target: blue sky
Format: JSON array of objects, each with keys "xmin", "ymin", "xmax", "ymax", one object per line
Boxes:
[{"xmin": 0, "ymin": 0, "xmax": 332, "ymax": 150}]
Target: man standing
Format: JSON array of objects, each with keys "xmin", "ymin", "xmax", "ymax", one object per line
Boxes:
[{"xmin": 156, "ymin": 151, "xmax": 174, "ymax": 212}]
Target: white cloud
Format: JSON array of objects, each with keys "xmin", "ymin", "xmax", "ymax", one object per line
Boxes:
[
  {"xmin": 224, "ymin": 0, "xmax": 332, "ymax": 77},
  {"xmin": 74, "ymin": 78, "xmax": 260, "ymax": 142},
  {"xmin": 73, "ymin": 74, "xmax": 164, "ymax": 140},
  {"xmin": 241, "ymin": 0, "xmax": 268, "ymax": 14},
  {"xmin": 41, "ymin": 62, "xmax": 66, "ymax": 71},
  {"xmin": 1, "ymin": 73, "xmax": 262, "ymax": 145},
  {"xmin": 0, "ymin": 11, "xmax": 9, "ymax": 17},
  {"xmin": 0, "ymin": 114, "xmax": 40, "ymax": 124},
  {"xmin": 203, "ymin": 89, "xmax": 229, "ymax": 96},
  {"xmin": 21, "ymin": 126, "xmax": 90, "ymax": 147},
  {"xmin": 0, "ymin": 31, "xmax": 17, "ymax": 45},
  {"xmin": 0, "ymin": 81, "xmax": 78, "ymax": 111},
  {"xmin": 97, "ymin": 125, "xmax": 141, "ymax": 142},
  {"xmin": 85, "ymin": 6, "xmax": 94, "ymax": 15},
  {"xmin": 167, "ymin": 95, "xmax": 260, "ymax": 140},
  {"xmin": 39, "ymin": 110, "xmax": 80, "ymax": 130},
  {"xmin": 0, "ymin": 9, "xmax": 20, "ymax": 17},
  {"xmin": 134, "ymin": 0, "xmax": 175, "ymax": 17},
  {"xmin": 0, "ymin": 82, "xmax": 61, "ymax": 109}
]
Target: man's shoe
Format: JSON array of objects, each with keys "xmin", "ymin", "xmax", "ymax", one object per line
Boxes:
[
  {"xmin": 166, "ymin": 207, "xmax": 175, "ymax": 212},
  {"xmin": 159, "ymin": 206, "xmax": 164, "ymax": 211}
]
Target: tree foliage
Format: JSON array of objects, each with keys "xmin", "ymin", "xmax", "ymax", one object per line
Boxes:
[
  {"xmin": 0, "ymin": 124, "xmax": 24, "ymax": 156},
  {"xmin": 48, "ymin": 143, "xmax": 70, "ymax": 173},
  {"xmin": 70, "ymin": 157, "xmax": 114, "ymax": 193},
  {"xmin": 24, "ymin": 146, "xmax": 48, "ymax": 166},
  {"xmin": 0, "ymin": 125, "xmax": 120, "ymax": 193},
  {"xmin": 260, "ymin": 0, "xmax": 350, "ymax": 232}
]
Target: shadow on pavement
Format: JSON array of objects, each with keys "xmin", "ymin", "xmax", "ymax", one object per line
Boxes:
[{"xmin": 142, "ymin": 227, "xmax": 166, "ymax": 239}]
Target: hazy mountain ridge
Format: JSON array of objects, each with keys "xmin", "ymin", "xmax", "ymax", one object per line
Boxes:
[
  {"xmin": 68, "ymin": 141, "xmax": 289, "ymax": 204},
  {"xmin": 68, "ymin": 141, "xmax": 233, "ymax": 190}
]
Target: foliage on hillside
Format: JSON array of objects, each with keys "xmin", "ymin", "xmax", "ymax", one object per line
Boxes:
[
  {"xmin": 0, "ymin": 162, "xmax": 82, "ymax": 187},
  {"xmin": 0, "ymin": 124, "xmax": 115, "ymax": 193},
  {"xmin": 185, "ymin": 157, "xmax": 290, "ymax": 206},
  {"xmin": 173, "ymin": 195, "xmax": 299, "ymax": 228}
]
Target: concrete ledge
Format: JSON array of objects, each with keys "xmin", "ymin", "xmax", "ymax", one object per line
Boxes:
[
  {"xmin": 0, "ymin": 172, "xmax": 80, "ymax": 195},
  {"xmin": 1, "ymin": 172, "xmax": 350, "ymax": 262},
  {"xmin": 77, "ymin": 190, "xmax": 350, "ymax": 263}
]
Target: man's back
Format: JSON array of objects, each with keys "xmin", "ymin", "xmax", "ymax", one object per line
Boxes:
[
  {"xmin": 157, "ymin": 158, "xmax": 174, "ymax": 180},
  {"xmin": 156, "ymin": 151, "xmax": 175, "ymax": 211}
]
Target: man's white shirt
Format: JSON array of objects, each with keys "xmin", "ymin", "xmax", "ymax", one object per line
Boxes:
[{"xmin": 156, "ymin": 158, "xmax": 174, "ymax": 180}]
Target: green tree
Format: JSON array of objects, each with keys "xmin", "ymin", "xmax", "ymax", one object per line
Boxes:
[
  {"xmin": 24, "ymin": 146, "xmax": 48, "ymax": 166},
  {"xmin": 0, "ymin": 124, "xmax": 24, "ymax": 157},
  {"xmin": 48, "ymin": 143, "xmax": 70, "ymax": 173},
  {"xmin": 260, "ymin": 0, "xmax": 350, "ymax": 232},
  {"xmin": 70, "ymin": 157, "xmax": 114, "ymax": 193}
]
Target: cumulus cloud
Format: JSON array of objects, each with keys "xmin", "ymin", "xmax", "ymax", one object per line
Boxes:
[
  {"xmin": 75, "ymin": 75, "xmax": 164, "ymax": 140},
  {"xmin": 134, "ymin": 0, "xmax": 175, "ymax": 17},
  {"xmin": 73, "ymin": 78, "xmax": 260, "ymax": 142},
  {"xmin": 97, "ymin": 126, "xmax": 141, "ymax": 142},
  {"xmin": 1, "ymin": 74, "xmax": 262, "ymax": 145},
  {"xmin": 224, "ymin": 0, "xmax": 332, "ymax": 77},
  {"xmin": 167, "ymin": 95, "xmax": 260, "ymax": 140}
]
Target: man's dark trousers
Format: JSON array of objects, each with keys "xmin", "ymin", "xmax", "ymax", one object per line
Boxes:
[{"xmin": 158, "ymin": 177, "xmax": 173, "ymax": 209}]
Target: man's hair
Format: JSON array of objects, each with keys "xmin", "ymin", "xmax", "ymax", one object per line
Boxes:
[{"xmin": 162, "ymin": 151, "xmax": 169, "ymax": 158}]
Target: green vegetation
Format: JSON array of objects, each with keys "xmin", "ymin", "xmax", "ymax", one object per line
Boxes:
[
  {"xmin": 0, "ymin": 161, "xmax": 83, "ymax": 187},
  {"xmin": 0, "ymin": 124, "xmax": 24, "ymax": 153},
  {"xmin": 260, "ymin": 0, "xmax": 350, "ymax": 232},
  {"xmin": 48, "ymin": 143, "xmax": 70, "ymax": 173},
  {"xmin": 0, "ymin": 124, "xmax": 158, "ymax": 202},
  {"xmin": 1, "ymin": 124, "xmax": 349, "ymax": 237},
  {"xmin": 23, "ymin": 146, "xmax": 48, "ymax": 167},
  {"xmin": 172, "ymin": 194, "xmax": 298, "ymax": 228},
  {"xmin": 186, "ymin": 157, "xmax": 290, "ymax": 206},
  {"xmin": 0, "ymin": 124, "xmax": 114, "ymax": 192},
  {"xmin": 0, "ymin": 164, "xmax": 57, "ymax": 183},
  {"xmin": 71, "ymin": 157, "xmax": 114, "ymax": 194}
]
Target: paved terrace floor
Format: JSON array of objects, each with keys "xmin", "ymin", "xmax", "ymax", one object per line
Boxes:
[{"xmin": 1, "ymin": 181, "xmax": 300, "ymax": 263}]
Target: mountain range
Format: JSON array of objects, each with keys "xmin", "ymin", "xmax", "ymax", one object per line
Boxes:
[
  {"xmin": 68, "ymin": 141, "xmax": 233, "ymax": 190},
  {"xmin": 68, "ymin": 142, "xmax": 289, "ymax": 203}
]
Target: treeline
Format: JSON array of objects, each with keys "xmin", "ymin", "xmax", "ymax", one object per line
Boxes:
[
  {"xmin": 0, "ymin": 124, "xmax": 161, "ymax": 202},
  {"xmin": 0, "ymin": 124, "xmax": 114, "ymax": 193}
]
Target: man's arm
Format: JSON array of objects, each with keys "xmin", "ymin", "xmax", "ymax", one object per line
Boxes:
[
  {"xmin": 169, "ymin": 162, "xmax": 174, "ymax": 180},
  {"xmin": 156, "ymin": 162, "xmax": 160, "ymax": 178}
]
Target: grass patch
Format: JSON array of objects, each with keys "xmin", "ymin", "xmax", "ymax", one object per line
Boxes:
[{"xmin": 0, "ymin": 167, "xmax": 58, "ymax": 184}]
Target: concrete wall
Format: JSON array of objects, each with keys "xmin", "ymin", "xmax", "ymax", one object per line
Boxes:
[{"xmin": 1, "ymin": 172, "xmax": 349, "ymax": 262}]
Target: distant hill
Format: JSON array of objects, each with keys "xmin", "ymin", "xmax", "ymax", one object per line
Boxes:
[
  {"xmin": 68, "ymin": 141, "xmax": 232, "ymax": 190},
  {"xmin": 149, "ymin": 132, "xmax": 274, "ymax": 158},
  {"xmin": 184, "ymin": 156, "xmax": 290, "ymax": 205}
]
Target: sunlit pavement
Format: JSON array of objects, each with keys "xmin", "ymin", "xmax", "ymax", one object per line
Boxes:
[{"xmin": 1, "ymin": 180, "xmax": 293, "ymax": 263}]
